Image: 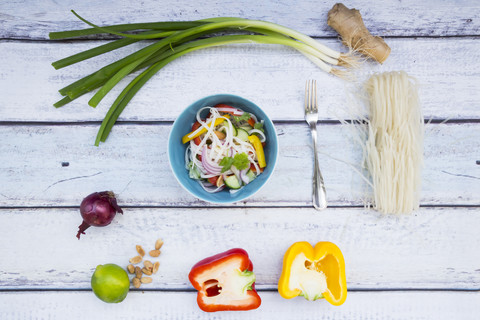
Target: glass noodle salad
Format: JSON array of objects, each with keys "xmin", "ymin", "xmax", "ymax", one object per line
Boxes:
[{"xmin": 182, "ymin": 104, "xmax": 267, "ymax": 193}]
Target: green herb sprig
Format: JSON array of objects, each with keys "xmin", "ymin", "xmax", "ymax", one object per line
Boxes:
[{"xmin": 220, "ymin": 153, "xmax": 250, "ymax": 172}]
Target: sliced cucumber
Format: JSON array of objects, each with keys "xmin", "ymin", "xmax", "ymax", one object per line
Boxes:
[
  {"xmin": 235, "ymin": 128, "xmax": 249, "ymax": 142},
  {"xmin": 230, "ymin": 124, "xmax": 238, "ymax": 136},
  {"xmin": 231, "ymin": 125, "xmax": 238, "ymax": 136},
  {"xmin": 224, "ymin": 175, "xmax": 241, "ymax": 189},
  {"xmin": 246, "ymin": 170, "xmax": 257, "ymax": 182},
  {"xmin": 188, "ymin": 162, "xmax": 201, "ymax": 180},
  {"xmin": 239, "ymin": 125, "xmax": 253, "ymax": 132},
  {"xmin": 221, "ymin": 124, "xmax": 237, "ymax": 136}
]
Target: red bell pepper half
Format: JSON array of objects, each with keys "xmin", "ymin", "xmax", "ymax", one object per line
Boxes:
[{"xmin": 188, "ymin": 248, "xmax": 261, "ymax": 312}]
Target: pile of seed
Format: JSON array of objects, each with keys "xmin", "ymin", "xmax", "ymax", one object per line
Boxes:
[{"xmin": 127, "ymin": 238, "xmax": 163, "ymax": 288}]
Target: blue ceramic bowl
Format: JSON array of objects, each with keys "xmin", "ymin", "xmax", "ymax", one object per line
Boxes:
[{"xmin": 168, "ymin": 94, "xmax": 278, "ymax": 204}]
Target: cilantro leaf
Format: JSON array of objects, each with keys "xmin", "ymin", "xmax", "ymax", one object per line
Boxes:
[
  {"xmin": 253, "ymin": 122, "xmax": 264, "ymax": 132},
  {"xmin": 232, "ymin": 153, "xmax": 249, "ymax": 170},
  {"xmin": 233, "ymin": 113, "xmax": 251, "ymax": 123},
  {"xmin": 220, "ymin": 153, "xmax": 250, "ymax": 172},
  {"xmin": 220, "ymin": 156, "xmax": 234, "ymax": 173}
]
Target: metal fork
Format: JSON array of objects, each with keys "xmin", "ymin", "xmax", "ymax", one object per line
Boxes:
[{"xmin": 305, "ymin": 80, "xmax": 327, "ymax": 210}]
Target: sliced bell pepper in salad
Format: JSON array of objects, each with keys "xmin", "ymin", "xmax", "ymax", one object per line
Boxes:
[
  {"xmin": 182, "ymin": 115, "xmax": 230, "ymax": 144},
  {"xmin": 207, "ymin": 175, "xmax": 224, "ymax": 187},
  {"xmin": 247, "ymin": 135, "xmax": 266, "ymax": 168},
  {"xmin": 183, "ymin": 105, "xmax": 267, "ymax": 193},
  {"xmin": 188, "ymin": 248, "xmax": 261, "ymax": 312},
  {"xmin": 213, "ymin": 104, "xmax": 244, "ymax": 116},
  {"xmin": 190, "ymin": 121, "xmax": 203, "ymax": 145},
  {"xmin": 278, "ymin": 241, "xmax": 347, "ymax": 305}
]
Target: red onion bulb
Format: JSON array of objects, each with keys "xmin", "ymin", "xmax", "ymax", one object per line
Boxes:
[{"xmin": 76, "ymin": 191, "xmax": 123, "ymax": 239}]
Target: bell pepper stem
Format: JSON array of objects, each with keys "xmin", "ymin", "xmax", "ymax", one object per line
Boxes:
[{"xmin": 238, "ymin": 270, "xmax": 256, "ymax": 292}]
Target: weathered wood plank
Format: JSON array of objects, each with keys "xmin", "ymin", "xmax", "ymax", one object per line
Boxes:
[
  {"xmin": 0, "ymin": 291, "xmax": 478, "ymax": 320},
  {"xmin": 1, "ymin": 38, "xmax": 479, "ymax": 122},
  {"xmin": 0, "ymin": 2, "xmax": 477, "ymax": 318},
  {"xmin": 1, "ymin": 0, "xmax": 479, "ymax": 39},
  {"xmin": 0, "ymin": 207, "xmax": 478, "ymax": 289},
  {"xmin": 0, "ymin": 123, "xmax": 478, "ymax": 207}
]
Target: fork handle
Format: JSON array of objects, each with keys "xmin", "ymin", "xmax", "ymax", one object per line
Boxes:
[{"xmin": 309, "ymin": 122, "xmax": 327, "ymax": 210}]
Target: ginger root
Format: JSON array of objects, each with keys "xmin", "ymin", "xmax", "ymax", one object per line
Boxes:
[{"xmin": 327, "ymin": 3, "xmax": 391, "ymax": 63}]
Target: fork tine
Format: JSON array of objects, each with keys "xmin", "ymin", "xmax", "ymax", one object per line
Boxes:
[
  {"xmin": 305, "ymin": 80, "xmax": 309, "ymax": 113},
  {"xmin": 305, "ymin": 79, "xmax": 318, "ymax": 114},
  {"xmin": 307, "ymin": 79, "xmax": 313, "ymax": 113},
  {"xmin": 308, "ymin": 80, "xmax": 313, "ymax": 113}
]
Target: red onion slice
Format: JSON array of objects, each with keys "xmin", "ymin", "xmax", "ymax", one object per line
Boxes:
[{"xmin": 201, "ymin": 146, "xmax": 223, "ymax": 175}]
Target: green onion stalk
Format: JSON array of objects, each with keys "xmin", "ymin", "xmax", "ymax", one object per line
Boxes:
[{"xmin": 51, "ymin": 10, "xmax": 357, "ymax": 145}]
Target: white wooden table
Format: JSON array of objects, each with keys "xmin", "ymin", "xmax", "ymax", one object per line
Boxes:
[{"xmin": 1, "ymin": 1, "xmax": 479, "ymax": 319}]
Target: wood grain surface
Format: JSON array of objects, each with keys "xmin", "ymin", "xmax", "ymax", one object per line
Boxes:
[
  {"xmin": 0, "ymin": 207, "xmax": 479, "ymax": 289},
  {"xmin": 0, "ymin": 291, "xmax": 478, "ymax": 320},
  {"xmin": 0, "ymin": 123, "xmax": 478, "ymax": 207},
  {"xmin": 0, "ymin": 0, "xmax": 479, "ymax": 319},
  {"xmin": 1, "ymin": 38, "xmax": 479, "ymax": 122},
  {"xmin": 1, "ymin": 0, "xmax": 479, "ymax": 39}
]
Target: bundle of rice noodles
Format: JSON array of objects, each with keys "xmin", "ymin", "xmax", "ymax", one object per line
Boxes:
[{"xmin": 362, "ymin": 71, "xmax": 424, "ymax": 214}]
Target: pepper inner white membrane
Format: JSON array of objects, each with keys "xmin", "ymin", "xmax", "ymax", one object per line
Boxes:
[
  {"xmin": 193, "ymin": 256, "xmax": 256, "ymax": 307},
  {"xmin": 288, "ymin": 253, "xmax": 327, "ymax": 301}
]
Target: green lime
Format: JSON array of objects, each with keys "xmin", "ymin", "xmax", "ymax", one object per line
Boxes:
[{"xmin": 91, "ymin": 263, "xmax": 130, "ymax": 303}]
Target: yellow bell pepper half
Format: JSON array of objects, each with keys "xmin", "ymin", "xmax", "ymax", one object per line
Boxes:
[
  {"xmin": 278, "ymin": 241, "xmax": 347, "ymax": 306},
  {"xmin": 247, "ymin": 135, "xmax": 266, "ymax": 168},
  {"xmin": 182, "ymin": 115, "xmax": 230, "ymax": 144}
]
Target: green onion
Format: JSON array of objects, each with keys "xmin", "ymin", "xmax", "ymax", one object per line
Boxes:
[
  {"xmin": 55, "ymin": 28, "xmax": 232, "ymax": 105},
  {"xmin": 52, "ymin": 11, "xmax": 357, "ymax": 145},
  {"xmin": 51, "ymin": 30, "xmax": 173, "ymax": 69},
  {"xmin": 49, "ymin": 20, "xmax": 207, "ymax": 39}
]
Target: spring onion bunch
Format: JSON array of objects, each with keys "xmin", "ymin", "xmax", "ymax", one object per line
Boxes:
[{"xmin": 51, "ymin": 11, "xmax": 356, "ymax": 145}]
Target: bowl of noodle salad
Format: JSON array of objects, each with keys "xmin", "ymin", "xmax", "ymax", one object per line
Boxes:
[{"xmin": 168, "ymin": 94, "xmax": 278, "ymax": 203}]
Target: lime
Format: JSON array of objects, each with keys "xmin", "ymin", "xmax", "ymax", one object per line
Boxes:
[{"xmin": 91, "ymin": 263, "xmax": 130, "ymax": 303}]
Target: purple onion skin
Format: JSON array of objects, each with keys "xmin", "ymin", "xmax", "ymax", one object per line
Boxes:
[{"xmin": 76, "ymin": 191, "xmax": 123, "ymax": 239}]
